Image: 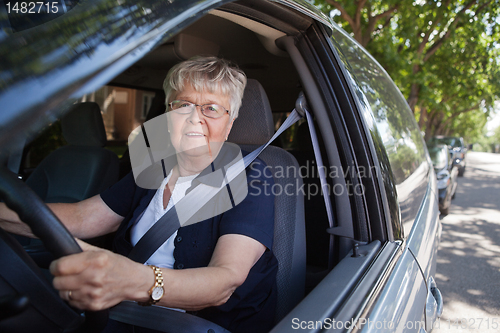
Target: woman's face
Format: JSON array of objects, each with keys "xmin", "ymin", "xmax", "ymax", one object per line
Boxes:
[{"xmin": 167, "ymin": 84, "xmax": 233, "ymax": 159}]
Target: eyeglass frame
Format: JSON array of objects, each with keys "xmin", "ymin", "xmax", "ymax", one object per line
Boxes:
[{"xmin": 167, "ymin": 100, "xmax": 230, "ymax": 119}]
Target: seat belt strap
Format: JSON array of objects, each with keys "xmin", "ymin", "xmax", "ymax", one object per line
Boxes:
[
  {"xmin": 241, "ymin": 109, "xmax": 302, "ymax": 168},
  {"xmin": 303, "ymin": 109, "xmax": 334, "ymax": 229},
  {"xmin": 128, "ymin": 109, "xmax": 303, "ymax": 263},
  {"xmin": 296, "ymin": 95, "xmax": 336, "ymax": 269}
]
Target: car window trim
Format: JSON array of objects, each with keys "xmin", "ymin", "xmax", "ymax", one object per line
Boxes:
[
  {"xmin": 311, "ymin": 23, "xmax": 398, "ymax": 243},
  {"xmin": 277, "ymin": 35, "xmax": 356, "ymax": 264}
]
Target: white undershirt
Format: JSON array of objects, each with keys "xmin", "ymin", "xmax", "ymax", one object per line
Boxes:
[{"xmin": 130, "ymin": 170, "xmax": 198, "ymax": 268}]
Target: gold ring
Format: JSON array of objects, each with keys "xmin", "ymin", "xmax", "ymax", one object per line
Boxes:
[{"xmin": 68, "ymin": 290, "xmax": 73, "ymax": 301}]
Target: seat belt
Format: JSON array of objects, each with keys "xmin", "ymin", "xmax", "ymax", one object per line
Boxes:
[
  {"xmin": 297, "ymin": 95, "xmax": 335, "ymax": 230},
  {"xmin": 297, "ymin": 96, "xmax": 336, "ymax": 269}
]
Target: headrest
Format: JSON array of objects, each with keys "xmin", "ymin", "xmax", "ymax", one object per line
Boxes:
[
  {"xmin": 61, "ymin": 102, "xmax": 107, "ymax": 147},
  {"xmin": 227, "ymin": 79, "xmax": 274, "ymax": 145}
]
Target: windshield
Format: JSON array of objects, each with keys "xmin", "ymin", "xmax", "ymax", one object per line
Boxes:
[{"xmin": 428, "ymin": 146, "xmax": 447, "ymax": 170}]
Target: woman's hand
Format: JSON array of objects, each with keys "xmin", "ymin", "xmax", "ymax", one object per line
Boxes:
[
  {"xmin": 50, "ymin": 234, "xmax": 266, "ymax": 312},
  {"xmin": 50, "ymin": 239, "xmax": 151, "ymax": 311}
]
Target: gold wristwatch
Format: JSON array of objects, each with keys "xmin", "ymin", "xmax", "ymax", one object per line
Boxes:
[{"xmin": 139, "ymin": 265, "xmax": 164, "ymax": 306}]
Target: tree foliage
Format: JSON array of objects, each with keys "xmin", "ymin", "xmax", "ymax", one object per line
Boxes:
[{"xmin": 315, "ymin": 0, "xmax": 500, "ymax": 142}]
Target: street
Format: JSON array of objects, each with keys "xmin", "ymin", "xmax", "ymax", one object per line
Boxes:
[{"xmin": 433, "ymin": 151, "xmax": 500, "ymax": 333}]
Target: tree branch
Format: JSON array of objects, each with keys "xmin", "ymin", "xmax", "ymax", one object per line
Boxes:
[
  {"xmin": 423, "ymin": 0, "xmax": 476, "ymax": 62},
  {"xmin": 454, "ymin": 103, "xmax": 481, "ymax": 115},
  {"xmin": 475, "ymin": 0, "xmax": 493, "ymax": 16},
  {"xmin": 355, "ymin": 0, "xmax": 368, "ymax": 27},
  {"xmin": 416, "ymin": 0, "xmax": 451, "ymax": 55},
  {"xmin": 325, "ymin": 0, "xmax": 355, "ymax": 28},
  {"xmin": 362, "ymin": 4, "xmax": 399, "ymax": 46}
]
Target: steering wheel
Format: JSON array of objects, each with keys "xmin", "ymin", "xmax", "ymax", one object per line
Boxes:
[
  {"xmin": 0, "ymin": 167, "xmax": 230, "ymax": 333},
  {"xmin": 0, "ymin": 166, "xmax": 108, "ymax": 332}
]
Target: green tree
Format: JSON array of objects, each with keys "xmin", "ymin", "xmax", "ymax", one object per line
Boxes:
[{"xmin": 315, "ymin": 0, "xmax": 500, "ymax": 141}]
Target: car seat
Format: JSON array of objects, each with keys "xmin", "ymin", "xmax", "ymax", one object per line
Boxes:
[
  {"xmin": 20, "ymin": 102, "xmax": 120, "ymax": 260},
  {"xmin": 26, "ymin": 102, "xmax": 120, "ymax": 203},
  {"xmin": 227, "ymin": 79, "xmax": 306, "ymax": 323}
]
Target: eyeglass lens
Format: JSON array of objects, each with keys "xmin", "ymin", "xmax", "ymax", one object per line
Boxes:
[{"xmin": 169, "ymin": 100, "xmax": 228, "ymax": 118}]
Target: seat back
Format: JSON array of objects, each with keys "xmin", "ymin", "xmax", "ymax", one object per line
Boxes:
[
  {"xmin": 26, "ymin": 102, "xmax": 119, "ymax": 203},
  {"xmin": 228, "ymin": 79, "xmax": 306, "ymax": 322}
]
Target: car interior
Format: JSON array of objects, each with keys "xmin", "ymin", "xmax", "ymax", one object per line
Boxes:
[{"xmin": 1, "ymin": 1, "xmax": 386, "ymax": 331}]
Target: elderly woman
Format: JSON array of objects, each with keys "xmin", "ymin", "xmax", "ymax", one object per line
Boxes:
[{"xmin": 0, "ymin": 57, "xmax": 277, "ymax": 333}]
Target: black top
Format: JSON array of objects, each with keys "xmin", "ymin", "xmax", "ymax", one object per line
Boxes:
[{"xmin": 100, "ymin": 146, "xmax": 278, "ymax": 333}]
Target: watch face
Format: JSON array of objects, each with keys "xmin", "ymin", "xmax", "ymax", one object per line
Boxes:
[{"xmin": 152, "ymin": 286, "xmax": 164, "ymax": 301}]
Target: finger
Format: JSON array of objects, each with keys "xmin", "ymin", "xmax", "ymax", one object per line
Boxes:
[
  {"xmin": 75, "ymin": 238, "xmax": 100, "ymax": 252},
  {"xmin": 59, "ymin": 290, "xmax": 68, "ymax": 301},
  {"xmin": 49, "ymin": 252, "xmax": 90, "ymax": 276},
  {"xmin": 58, "ymin": 290, "xmax": 87, "ymax": 310},
  {"xmin": 59, "ymin": 286, "xmax": 111, "ymax": 311},
  {"xmin": 53, "ymin": 273, "xmax": 87, "ymax": 292},
  {"xmin": 59, "ymin": 289, "xmax": 75, "ymax": 302}
]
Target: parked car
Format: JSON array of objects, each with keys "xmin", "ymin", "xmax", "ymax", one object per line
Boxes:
[
  {"xmin": 0, "ymin": 0, "xmax": 442, "ymax": 332},
  {"xmin": 427, "ymin": 144, "xmax": 458, "ymax": 215},
  {"xmin": 428, "ymin": 136, "xmax": 467, "ymax": 176}
]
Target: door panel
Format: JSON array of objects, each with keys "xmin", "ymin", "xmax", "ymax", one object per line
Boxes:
[
  {"xmin": 406, "ymin": 175, "xmax": 441, "ymax": 281},
  {"xmin": 272, "ymin": 241, "xmax": 383, "ymax": 332},
  {"xmin": 361, "ymin": 250, "xmax": 427, "ymax": 333}
]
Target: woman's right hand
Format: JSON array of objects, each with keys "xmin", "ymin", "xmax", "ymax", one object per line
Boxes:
[{"xmin": 50, "ymin": 239, "xmax": 152, "ymax": 311}]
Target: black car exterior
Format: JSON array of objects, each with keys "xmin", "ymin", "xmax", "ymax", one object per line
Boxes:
[{"xmin": 0, "ymin": 1, "xmax": 442, "ymax": 332}]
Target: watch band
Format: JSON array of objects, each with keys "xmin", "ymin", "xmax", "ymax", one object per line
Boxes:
[{"xmin": 139, "ymin": 265, "xmax": 164, "ymax": 306}]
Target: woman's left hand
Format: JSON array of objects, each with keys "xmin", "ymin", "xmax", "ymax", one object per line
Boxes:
[{"xmin": 50, "ymin": 239, "xmax": 150, "ymax": 311}]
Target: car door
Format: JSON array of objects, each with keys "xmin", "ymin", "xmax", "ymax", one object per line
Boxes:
[{"xmin": 271, "ymin": 2, "xmax": 441, "ymax": 331}]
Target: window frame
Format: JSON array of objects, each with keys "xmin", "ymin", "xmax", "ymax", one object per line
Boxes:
[{"xmin": 299, "ymin": 23, "xmax": 393, "ymax": 244}]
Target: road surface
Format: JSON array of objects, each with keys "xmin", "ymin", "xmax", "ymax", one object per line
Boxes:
[{"xmin": 433, "ymin": 152, "xmax": 500, "ymax": 333}]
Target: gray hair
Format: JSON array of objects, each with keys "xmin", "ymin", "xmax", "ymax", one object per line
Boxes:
[{"xmin": 163, "ymin": 56, "xmax": 247, "ymax": 120}]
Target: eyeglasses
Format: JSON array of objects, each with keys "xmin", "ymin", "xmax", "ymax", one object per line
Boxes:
[{"xmin": 168, "ymin": 100, "xmax": 230, "ymax": 119}]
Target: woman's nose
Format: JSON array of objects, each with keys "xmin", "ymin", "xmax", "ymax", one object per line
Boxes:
[{"xmin": 187, "ymin": 105, "xmax": 204, "ymax": 123}]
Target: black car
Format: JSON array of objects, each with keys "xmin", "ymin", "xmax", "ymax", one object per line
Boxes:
[
  {"xmin": 0, "ymin": 1, "xmax": 442, "ymax": 332},
  {"xmin": 428, "ymin": 136, "xmax": 467, "ymax": 176},
  {"xmin": 427, "ymin": 144, "xmax": 458, "ymax": 215}
]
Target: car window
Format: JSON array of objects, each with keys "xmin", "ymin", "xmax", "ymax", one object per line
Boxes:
[
  {"xmin": 9, "ymin": 3, "xmax": 338, "ymax": 290},
  {"xmin": 20, "ymin": 85, "xmax": 157, "ymax": 178},
  {"xmin": 86, "ymin": 85, "xmax": 158, "ymax": 157},
  {"xmin": 329, "ymin": 27, "xmax": 429, "ymax": 236}
]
